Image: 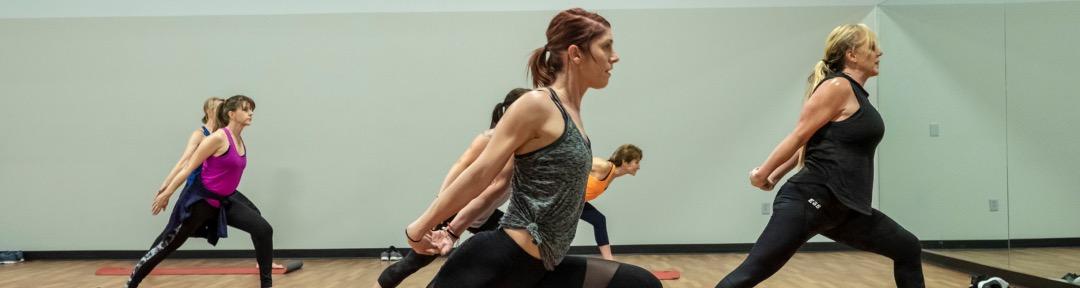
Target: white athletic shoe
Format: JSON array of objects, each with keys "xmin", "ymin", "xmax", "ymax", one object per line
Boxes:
[{"xmin": 380, "ymin": 249, "xmax": 391, "ymax": 261}]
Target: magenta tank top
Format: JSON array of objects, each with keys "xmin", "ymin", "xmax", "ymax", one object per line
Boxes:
[{"xmin": 200, "ymin": 127, "xmax": 246, "ymax": 207}]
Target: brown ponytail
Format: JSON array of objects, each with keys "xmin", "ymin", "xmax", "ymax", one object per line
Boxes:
[{"xmin": 216, "ymin": 95, "xmax": 256, "ymax": 126}]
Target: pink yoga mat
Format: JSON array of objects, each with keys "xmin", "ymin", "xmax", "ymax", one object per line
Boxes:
[
  {"xmin": 652, "ymin": 269, "xmax": 681, "ymax": 280},
  {"xmin": 96, "ymin": 261, "xmax": 302, "ymax": 276}
]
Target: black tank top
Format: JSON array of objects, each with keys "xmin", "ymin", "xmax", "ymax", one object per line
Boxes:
[{"xmin": 787, "ymin": 73, "xmax": 884, "ymax": 215}]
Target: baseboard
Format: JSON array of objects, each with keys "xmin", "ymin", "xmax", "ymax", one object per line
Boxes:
[
  {"xmin": 921, "ymin": 240, "xmax": 1011, "ymax": 249},
  {"xmin": 1010, "ymin": 238, "xmax": 1080, "ymax": 248},
  {"xmin": 24, "ymin": 249, "xmax": 385, "ymax": 260},
  {"xmin": 22, "ymin": 237, "xmax": 1080, "ymax": 260}
]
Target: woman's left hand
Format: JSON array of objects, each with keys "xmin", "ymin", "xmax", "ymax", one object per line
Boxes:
[
  {"xmin": 406, "ymin": 223, "xmax": 441, "ymax": 255},
  {"xmin": 151, "ymin": 192, "xmax": 171, "ymax": 215}
]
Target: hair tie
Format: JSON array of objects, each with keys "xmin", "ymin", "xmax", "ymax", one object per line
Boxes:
[{"xmin": 405, "ymin": 228, "xmax": 421, "ymax": 243}]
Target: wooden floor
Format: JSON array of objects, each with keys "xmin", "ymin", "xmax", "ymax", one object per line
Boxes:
[
  {"xmin": 0, "ymin": 251, "xmax": 973, "ymax": 287},
  {"xmin": 934, "ymin": 247, "xmax": 1080, "ymax": 281}
]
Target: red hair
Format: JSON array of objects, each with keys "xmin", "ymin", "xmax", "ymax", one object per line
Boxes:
[{"xmin": 527, "ymin": 8, "xmax": 611, "ymax": 88}]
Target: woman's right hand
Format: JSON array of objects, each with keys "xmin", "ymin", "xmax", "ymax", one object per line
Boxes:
[
  {"xmin": 430, "ymin": 229, "xmax": 459, "ymax": 255},
  {"xmin": 749, "ymin": 168, "xmax": 776, "ymax": 191}
]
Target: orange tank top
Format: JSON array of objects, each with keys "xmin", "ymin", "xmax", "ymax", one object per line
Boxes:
[{"xmin": 585, "ymin": 164, "xmax": 616, "ymax": 201}]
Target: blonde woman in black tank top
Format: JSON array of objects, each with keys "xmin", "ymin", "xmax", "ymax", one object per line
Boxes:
[{"xmin": 717, "ymin": 24, "xmax": 925, "ymax": 288}]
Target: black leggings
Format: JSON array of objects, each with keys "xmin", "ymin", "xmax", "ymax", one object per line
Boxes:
[
  {"xmin": 377, "ymin": 210, "xmax": 505, "ymax": 288},
  {"xmin": 580, "ymin": 202, "xmax": 610, "ymax": 246},
  {"xmin": 716, "ymin": 183, "xmax": 924, "ymax": 288},
  {"xmin": 128, "ymin": 192, "xmax": 274, "ymax": 288},
  {"xmin": 427, "ymin": 229, "xmax": 661, "ymax": 288}
]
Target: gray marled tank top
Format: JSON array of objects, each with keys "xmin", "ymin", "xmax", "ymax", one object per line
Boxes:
[{"xmin": 499, "ymin": 87, "xmax": 592, "ymax": 270}]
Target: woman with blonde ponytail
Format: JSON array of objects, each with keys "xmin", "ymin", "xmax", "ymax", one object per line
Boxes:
[
  {"xmin": 147, "ymin": 97, "xmax": 222, "ymax": 249},
  {"xmin": 717, "ymin": 24, "xmax": 925, "ymax": 288},
  {"xmin": 403, "ymin": 7, "xmax": 660, "ymax": 288}
]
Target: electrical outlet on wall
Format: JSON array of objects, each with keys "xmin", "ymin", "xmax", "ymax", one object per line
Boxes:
[
  {"xmin": 989, "ymin": 199, "xmax": 1000, "ymax": 212},
  {"xmin": 761, "ymin": 202, "xmax": 771, "ymax": 215}
]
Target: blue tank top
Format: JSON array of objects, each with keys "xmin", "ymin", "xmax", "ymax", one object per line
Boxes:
[{"xmin": 184, "ymin": 126, "xmax": 212, "ymax": 187}]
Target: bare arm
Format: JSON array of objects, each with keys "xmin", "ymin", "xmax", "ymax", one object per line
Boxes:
[
  {"xmin": 438, "ymin": 134, "xmax": 490, "ymax": 195},
  {"xmin": 446, "ymin": 159, "xmax": 514, "ymax": 236},
  {"xmin": 151, "ymin": 132, "xmax": 226, "ymax": 214},
  {"xmin": 752, "ymin": 79, "xmax": 852, "ymax": 189},
  {"xmin": 407, "ymin": 92, "xmax": 547, "ymax": 240},
  {"xmin": 773, "ymin": 148, "xmax": 801, "ymax": 180},
  {"xmin": 760, "ymin": 149, "xmax": 801, "ymax": 190},
  {"xmin": 158, "ymin": 130, "xmax": 205, "ymax": 193}
]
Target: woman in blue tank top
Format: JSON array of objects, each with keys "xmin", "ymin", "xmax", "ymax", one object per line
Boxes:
[{"xmin": 150, "ymin": 97, "xmax": 222, "ymax": 247}]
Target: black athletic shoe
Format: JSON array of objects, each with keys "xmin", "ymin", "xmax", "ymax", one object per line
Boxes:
[{"xmin": 0, "ymin": 251, "xmax": 23, "ymax": 264}]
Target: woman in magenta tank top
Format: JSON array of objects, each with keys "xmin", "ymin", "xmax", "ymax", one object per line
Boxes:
[{"xmin": 130, "ymin": 95, "xmax": 277, "ymax": 288}]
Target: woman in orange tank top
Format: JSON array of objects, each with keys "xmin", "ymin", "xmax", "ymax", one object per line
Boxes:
[{"xmin": 580, "ymin": 144, "xmax": 642, "ymax": 260}]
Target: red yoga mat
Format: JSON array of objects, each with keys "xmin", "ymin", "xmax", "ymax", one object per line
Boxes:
[
  {"xmin": 652, "ymin": 269, "xmax": 681, "ymax": 280},
  {"xmin": 96, "ymin": 261, "xmax": 303, "ymax": 276}
]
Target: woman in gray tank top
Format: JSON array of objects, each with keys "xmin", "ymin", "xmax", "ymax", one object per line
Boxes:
[{"xmin": 403, "ymin": 8, "xmax": 661, "ymax": 288}]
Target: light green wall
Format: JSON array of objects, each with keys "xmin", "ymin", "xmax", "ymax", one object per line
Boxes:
[
  {"xmin": 0, "ymin": 6, "xmax": 877, "ymax": 251},
  {"xmin": 877, "ymin": 3, "xmax": 1010, "ymax": 241},
  {"xmin": 1003, "ymin": 1, "xmax": 1080, "ymax": 239},
  {"xmin": 877, "ymin": 0, "xmax": 1080, "ymax": 242}
]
